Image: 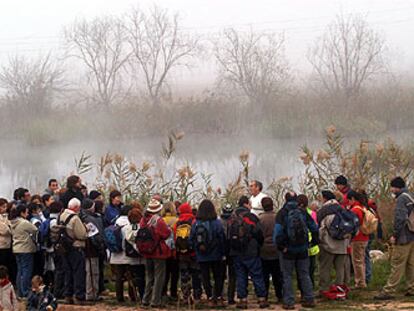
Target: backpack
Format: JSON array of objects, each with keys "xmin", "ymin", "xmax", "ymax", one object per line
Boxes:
[
  {"xmin": 286, "ymin": 207, "xmax": 308, "ymax": 246},
  {"xmin": 125, "ymin": 224, "xmax": 141, "ymax": 258},
  {"xmin": 328, "ymin": 209, "xmax": 360, "ymax": 240},
  {"xmin": 402, "ymin": 193, "xmax": 414, "ymax": 232},
  {"xmin": 136, "ymin": 215, "xmax": 160, "ymax": 256},
  {"xmin": 355, "ymin": 206, "xmax": 378, "ymax": 235},
  {"xmin": 228, "ymin": 212, "xmax": 255, "ymax": 252},
  {"xmin": 49, "ymin": 214, "xmax": 76, "ymax": 255},
  {"xmin": 175, "ymin": 219, "xmax": 193, "ymax": 254},
  {"xmin": 195, "ymin": 221, "xmax": 215, "ymax": 254},
  {"xmin": 104, "ymin": 224, "xmax": 124, "ymax": 253},
  {"xmin": 39, "ymin": 218, "xmax": 52, "ymax": 247}
]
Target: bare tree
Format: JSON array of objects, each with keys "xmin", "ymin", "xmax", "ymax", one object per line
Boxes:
[
  {"xmin": 64, "ymin": 16, "xmax": 130, "ymax": 106},
  {"xmin": 214, "ymin": 28, "xmax": 290, "ymax": 110},
  {"xmin": 125, "ymin": 6, "xmax": 199, "ymax": 106},
  {"xmin": 0, "ymin": 53, "xmax": 65, "ymax": 114},
  {"xmin": 308, "ymin": 13, "xmax": 386, "ymax": 100}
]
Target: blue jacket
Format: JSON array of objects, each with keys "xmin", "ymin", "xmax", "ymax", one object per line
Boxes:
[
  {"xmin": 273, "ymin": 201, "xmax": 319, "ymax": 259},
  {"xmin": 104, "ymin": 203, "xmax": 122, "ymax": 226},
  {"xmin": 190, "ymin": 219, "xmax": 225, "ymax": 262}
]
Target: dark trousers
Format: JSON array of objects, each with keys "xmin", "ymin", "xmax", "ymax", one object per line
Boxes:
[
  {"xmin": 163, "ymin": 258, "xmax": 179, "ymax": 298},
  {"xmin": 234, "ymin": 256, "xmax": 266, "ymax": 299},
  {"xmin": 179, "ymin": 257, "xmax": 202, "ymax": 300},
  {"xmin": 98, "ymin": 256, "xmax": 106, "ymax": 294},
  {"xmin": 199, "ymin": 260, "xmax": 224, "ymax": 300},
  {"xmin": 225, "ymin": 257, "xmax": 236, "ymax": 302},
  {"xmin": 33, "ymin": 250, "xmax": 44, "ymax": 278},
  {"xmin": 63, "ymin": 249, "xmax": 86, "ymax": 300},
  {"xmin": 0, "ymin": 248, "xmax": 16, "ymax": 285},
  {"xmin": 53, "ymin": 254, "xmax": 66, "ymax": 299},
  {"xmin": 114, "ymin": 264, "xmax": 146, "ymax": 302},
  {"xmin": 262, "ymin": 258, "xmax": 283, "ymax": 300}
]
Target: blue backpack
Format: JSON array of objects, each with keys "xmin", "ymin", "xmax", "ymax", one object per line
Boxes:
[
  {"xmin": 286, "ymin": 207, "xmax": 308, "ymax": 246},
  {"xmin": 328, "ymin": 209, "xmax": 360, "ymax": 240},
  {"xmin": 104, "ymin": 224, "xmax": 124, "ymax": 253},
  {"xmin": 39, "ymin": 218, "xmax": 52, "ymax": 247}
]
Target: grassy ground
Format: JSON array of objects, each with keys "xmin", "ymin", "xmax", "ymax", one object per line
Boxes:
[{"xmin": 54, "ymin": 259, "xmax": 414, "ymax": 310}]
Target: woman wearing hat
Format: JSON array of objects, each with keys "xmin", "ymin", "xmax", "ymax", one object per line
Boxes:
[{"xmin": 138, "ymin": 199, "xmax": 172, "ymax": 308}]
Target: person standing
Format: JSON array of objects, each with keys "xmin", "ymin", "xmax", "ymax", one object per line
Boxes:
[
  {"xmin": 60, "ymin": 176, "xmax": 83, "ymax": 209},
  {"xmin": 259, "ymin": 197, "xmax": 283, "ymax": 303},
  {"xmin": 104, "ymin": 190, "xmax": 123, "ymax": 226},
  {"xmin": 249, "ymin": 180, "xmax": 267, "ymax": 217},
  {"xmin": 0, "ymin": 198, "xmax": 14, "ymax": 285},
  {"xmin": 190, "ymin": 199, "xmax": 226, "ymax": 307},
  {"xmin": 274, "ymin": 192, "xmax": 318, "ymax": 310},
  {"xmin": 10, "ymin": 204, "xmax": 38, "ymax": 298},
  {"xmin": 375, "ymin": 177, "xmax": 414, "ymax": 300},
  {"xmin": 229, "ymin": 196, "xmax": 268, "ymax": 309},
  {"xmin": 60, "ymin": 198, "xmax": 88, "ymax": 305},
  {"xmin": 137, "ymin": 199, "xmax": 172, "ymax": 308},
  {"xmin": 348, "ymin": 191, "xmax": 370, "ymax": 289}
]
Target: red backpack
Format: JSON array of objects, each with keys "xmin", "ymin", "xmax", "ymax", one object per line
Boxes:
[{"xmin": 136, "ymin": 215, "xmax": 161, "ymax": 256}]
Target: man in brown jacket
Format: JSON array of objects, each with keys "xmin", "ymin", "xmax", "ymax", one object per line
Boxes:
[
  {"xmin": 259, "ymin": 197, "xmax": 283, "ymax": 302},
  {"xmin": 60, "ymin": 198, "xmax": 88, "ymax": 305}
]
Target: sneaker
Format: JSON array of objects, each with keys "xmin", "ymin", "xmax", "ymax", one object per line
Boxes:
[
  {"xmin": 374, "ymin": 292, "xmax": 395, "ymax": 300},
  {"xmin": 302, "ymin": 300, "xmax": 316, "ymax": 308},
  {"xmin": 236, "ymin": 299, "xmax": 248, "ymax": 309},
  {"xmin": 405, "ymin": 292, "xmax": 414, "ymax": 297},
  {"xmin": 258, "ymin": 298, "xmax": 269, "ymax": 309},
  {"xmin": 228, "ymin": 299, "xmax": 236, "ymax": 305},
  {"xmin": 282, "ymin": 304, "xmax": 295, "ymax": 310}
]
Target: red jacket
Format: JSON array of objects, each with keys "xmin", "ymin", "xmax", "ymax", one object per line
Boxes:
[
  {"xmin": 339, "ymin": 187, "xmax": 351, "ymax": 209},
  {"xmin": 173, "ymin": 203, "xmax": 196, "ymax": 258},
  {"xmin": 350, "ymin": 202, "xmax": 369, "ymax": 242},
  {"xmin": 139, "ymin": 214, "xmax": 172, "ymax": 259}
]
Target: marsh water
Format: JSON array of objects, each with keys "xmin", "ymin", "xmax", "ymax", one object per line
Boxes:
[{"xmin": 0, "ymin": 130, "xmax": 412, "ymax": 197}]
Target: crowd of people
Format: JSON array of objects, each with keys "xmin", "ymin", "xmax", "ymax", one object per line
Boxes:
[{"xmin": 0, "ymin": 174, "xmax": 413, "ymax": 310}]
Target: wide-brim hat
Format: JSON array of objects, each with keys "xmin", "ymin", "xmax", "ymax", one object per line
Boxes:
[{"xmin": 147, "ymin": 199, "xmax": 163, "ymax": 213}]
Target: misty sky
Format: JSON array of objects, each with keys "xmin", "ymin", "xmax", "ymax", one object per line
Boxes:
[{"xmin": 1, "ymin": 0, "xmax": 413, "ymax": 89}]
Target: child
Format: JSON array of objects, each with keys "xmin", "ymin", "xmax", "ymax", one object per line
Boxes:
[
  {"xmin": 0, "ymin": 266, "xmax": 18, "ymax": 311},
  {"xmin": 27, "ymin": 276, "xmax": 57, "ymax": 311}
]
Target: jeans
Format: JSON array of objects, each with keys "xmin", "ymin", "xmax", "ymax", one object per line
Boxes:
[
  {"xmin": 199, "ymin": 260, "xmax": 224, "ymax": 300},
  {"xmin": 143, "ymin": 259, "xmax": 166, "ymax": 306},
  {"xmin": 262, "ymin": 258, "xmax": 283, "ymax": 300},
  {"xmin": 280, "ymin": 255, "xmax": 314, "ymax": 306},
  {"xmin": 63, "ymin": 248, "xmax": 86, "ymax": 300},
  {"xmin": 234, "ymin": 256, "xmax": 266, "ymax": 299},
  {"xmin": 16, "ymin": 253, "xmax": 34, "ymax": 297},
  {"xmin": 163, "ymin": 258, "xmax": 179, "ymax": 298}
]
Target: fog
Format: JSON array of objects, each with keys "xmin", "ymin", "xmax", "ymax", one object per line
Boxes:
[{"xmin": 0, "ymin": 0, "xmax": 414, "ymax": 198}]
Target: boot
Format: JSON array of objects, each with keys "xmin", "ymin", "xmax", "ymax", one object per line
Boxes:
[
  {"xmin": 236, "ymin": 298, "xmax": 248, "ymax": 309},
  {"xmin": 258, "ymin": 297, "xmax": 269, "ymax": 309}
]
